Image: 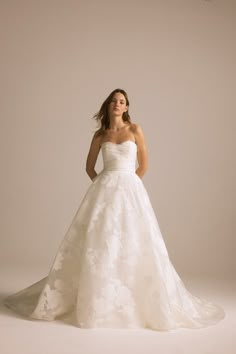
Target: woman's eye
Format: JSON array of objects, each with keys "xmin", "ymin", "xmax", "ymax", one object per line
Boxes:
[{"xmin": 110, "ymin": 100, "xmax": 125, "ymax": 104}]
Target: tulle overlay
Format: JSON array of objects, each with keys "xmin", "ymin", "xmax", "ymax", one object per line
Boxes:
[{"xmin": 4, "ymin": 141, "xmax": 225, "ymax": 330}]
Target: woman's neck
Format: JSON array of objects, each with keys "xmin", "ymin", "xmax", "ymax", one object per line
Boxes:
[{"xmin": 109, "ymin": 117, "xmax": 127, "ymax": 131}]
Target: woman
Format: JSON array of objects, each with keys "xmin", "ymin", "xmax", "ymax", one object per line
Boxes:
[{"xmin": 4, "ymin": 88, "xmax": 225, "ymax": 331}]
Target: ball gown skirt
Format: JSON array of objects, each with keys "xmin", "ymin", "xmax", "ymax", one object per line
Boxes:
[{"xmin": 3, "ymin": 140, "xmax": 225, "ymax": 330}]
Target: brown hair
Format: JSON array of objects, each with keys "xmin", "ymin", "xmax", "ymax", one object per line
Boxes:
[{"xmin": 93, "ymin": 88, "xmax": 131, "ymax": 131}]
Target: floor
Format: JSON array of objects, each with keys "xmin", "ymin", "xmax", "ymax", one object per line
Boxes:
[{"xmin": 0, "ymin": 267, "xmax": 235, "ymax": 354}]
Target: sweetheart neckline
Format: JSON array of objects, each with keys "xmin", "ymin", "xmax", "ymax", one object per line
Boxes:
[{"xmin": 101, "ymin": 140, "xmax": 137, "ymax": 148}]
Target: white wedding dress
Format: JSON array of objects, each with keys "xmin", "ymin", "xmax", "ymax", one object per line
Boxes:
[{"xmin": 4, "ymin": 140, "xmax": 225, "ymax": 330}]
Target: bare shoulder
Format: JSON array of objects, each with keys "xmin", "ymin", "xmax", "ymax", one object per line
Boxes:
[
  {"xmin": 91, "ymin": 128, "xmax": 103, "ymax": 145},
  {"xmin": 129, "ymin": 122, "xmax": 145, "ymax": 140}
]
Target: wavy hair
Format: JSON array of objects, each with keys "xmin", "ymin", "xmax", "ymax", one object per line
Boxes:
[{"xmin": 93, "ymin": 88, "xmax": 131, "ymax": 131}]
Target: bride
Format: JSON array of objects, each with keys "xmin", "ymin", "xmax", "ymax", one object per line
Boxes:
[{"xmin": 4, "ymin": 88, "xmax": 225, "ymax": 331}]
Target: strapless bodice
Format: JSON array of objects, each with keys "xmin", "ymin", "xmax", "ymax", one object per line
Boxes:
[{"xmin": 101, "ymin": 140, "xmax": 137, "ymax": 172}]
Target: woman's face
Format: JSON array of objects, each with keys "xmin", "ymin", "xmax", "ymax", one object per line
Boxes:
[{"xmin": 108, "ymin": 92, "xmax": 128, "ymax": 118}]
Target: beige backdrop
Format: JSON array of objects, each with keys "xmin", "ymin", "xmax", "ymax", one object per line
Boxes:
[{"xmin": 0, "ymin": 0, "xmax": 234, "ymax": 280}]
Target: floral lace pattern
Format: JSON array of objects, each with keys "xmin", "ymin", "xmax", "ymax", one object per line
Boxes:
[{"xmin": 3, "ymin": 141, "xmax": 225, "ymax": 330}]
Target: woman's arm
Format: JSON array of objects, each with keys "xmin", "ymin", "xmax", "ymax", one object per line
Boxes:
[
  {"xmin": 133, "ymin": 124, "xmax": 148, "ymax": 178},
  {"xmin": 85, "ymin": 131, "xmax": 102, "ymax": 181}
]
